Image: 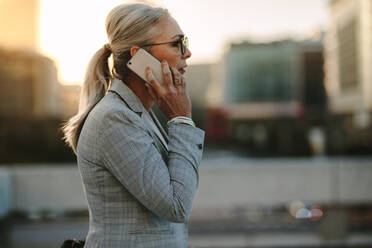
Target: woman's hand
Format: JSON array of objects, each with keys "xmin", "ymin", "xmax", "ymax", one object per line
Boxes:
[{"xmin": 145, "ymin": 60, "xmax": 192, "ymax": 119}]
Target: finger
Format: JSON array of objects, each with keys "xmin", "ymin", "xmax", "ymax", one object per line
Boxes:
[
  {"xmin": 146, "ymin": 67, "xmax": 162, "ymax": 94},
  {"xmin": 161, "ymin": 60, "xmax": 173, "ymax": 88},
  {"xmin": 144, "ymin": 83, "xmax": 158, "ymax": 101},
  {"xmin": 171, "ymin": 67, "xmax": 182, "ymax": 87}
]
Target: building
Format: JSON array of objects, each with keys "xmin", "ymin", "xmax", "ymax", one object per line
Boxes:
[
  {"xmin": 0, "ymin": 0, "xmax": 40, "ymax": 51},
  {"xmin": 223, "ymin": 40, "xmax": 325, "ymax": 105},
  {"xmin": 325, "ymin": 0, "xmax": 372, "ymax": 116},
  {"xmin": 324, "ymin": 0, "xmax": 372, "ymax": 153},
  {"xmin": 206, "ymin": 39, "xmax": 326, "ymax": 155},
  {"xmin": 0, "ymin": 0, "xmax": 79, "ymax": 162},
  {"xmin": 0, "ymin": 0, "xmax": 63, "ymax": 119},
  {"xmin": 0, "ymin": 48, "xmax": 61, "ymax": 119}
]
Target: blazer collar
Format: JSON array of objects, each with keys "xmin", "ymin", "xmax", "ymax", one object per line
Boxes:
[{"xmin": 108, "ymin": 78, "xmax": 145, "ymax": 115}]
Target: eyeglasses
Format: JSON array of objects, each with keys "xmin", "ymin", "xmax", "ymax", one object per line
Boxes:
[{"xmin": 141, "ymin": 36, "xmax": 189, "ymax": 55}]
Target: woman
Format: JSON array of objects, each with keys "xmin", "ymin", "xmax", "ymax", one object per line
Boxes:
[{"xmin": 62, "ymin": 2, "xmax": 204, "ymax": 248}]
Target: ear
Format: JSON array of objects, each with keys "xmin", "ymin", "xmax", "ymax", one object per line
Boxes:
[{"xmin": 130, "ymin": 46, "xmax": 141, "ymax": 57}]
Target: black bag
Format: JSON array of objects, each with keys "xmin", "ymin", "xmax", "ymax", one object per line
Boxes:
[{"xmin": 60, "ymin": 239, "xmax": 85, "ymax": 248}]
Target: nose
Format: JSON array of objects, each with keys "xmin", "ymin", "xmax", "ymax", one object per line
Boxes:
[{"xmin": 183, "ymin": 47, "xmax": 192, "ymax": 59}]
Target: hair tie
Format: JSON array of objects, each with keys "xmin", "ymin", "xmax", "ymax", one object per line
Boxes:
[{"xmin": 104, "ymin": 43, "xmax": 112, "ymax": 52}]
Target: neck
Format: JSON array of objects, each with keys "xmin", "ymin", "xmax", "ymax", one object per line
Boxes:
[{"xmin": 123, "ymin": 73, "xmax": 154, "ymax": 111}]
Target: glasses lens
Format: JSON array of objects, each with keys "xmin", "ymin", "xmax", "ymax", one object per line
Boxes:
[{"xmin": 181, "ymin": 36, "xmax": 188, "ymax": 55}]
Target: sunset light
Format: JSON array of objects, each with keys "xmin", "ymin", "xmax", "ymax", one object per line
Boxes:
[{"xmin": 39, "ymin": 0, "xmax": 327, "ymax": 84}]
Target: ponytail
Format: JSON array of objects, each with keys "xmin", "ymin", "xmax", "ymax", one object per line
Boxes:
[{"xmin": 62, "ymin": 44, "xmax": 112, "ymax": 154}]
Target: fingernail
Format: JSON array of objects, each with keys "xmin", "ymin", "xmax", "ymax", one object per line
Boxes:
[{"xmin": 162, "ymin": 60, "xmax": 167, "ymax": 64}]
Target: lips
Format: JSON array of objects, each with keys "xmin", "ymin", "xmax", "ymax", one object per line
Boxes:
[{"xmin": 179, "ymin": 66, "xmax": 187, "ymax": 75}]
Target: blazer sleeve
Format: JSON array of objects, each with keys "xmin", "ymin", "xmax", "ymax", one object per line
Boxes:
[{"xmin": 100, "ymin": 110, "xmax": 204, "ymax": 223}]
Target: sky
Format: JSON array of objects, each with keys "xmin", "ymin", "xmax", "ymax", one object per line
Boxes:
[{"xmin": 40, "ymin": 0, "xmax": 329, "ymax": 84}]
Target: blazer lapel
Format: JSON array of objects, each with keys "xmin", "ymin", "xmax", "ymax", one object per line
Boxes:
[
  {"xmin": 108, "ymin": 78, "xmax": 169, "ymax": 161},
  {"xmin": 141, "ymin": 110, "xmax": 168, "ymax": 156},
  {"xmin": 149, "ymin": 110, "xmax": 169, "ymax": 148}
]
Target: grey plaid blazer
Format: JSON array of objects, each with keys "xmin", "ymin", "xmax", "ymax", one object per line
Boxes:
[{"xmin": 77, "ymin": 78, "xmax": 204, "ymax": 248}]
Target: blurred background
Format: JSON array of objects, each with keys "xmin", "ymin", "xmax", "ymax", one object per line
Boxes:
[{"xmin": 0, "ymin": 0, "xmax": 372, "ymax": 247}]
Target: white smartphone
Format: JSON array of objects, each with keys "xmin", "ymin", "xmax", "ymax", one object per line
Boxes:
[{"xmin": 127, "ymin": 48, "xmax": 165, "ymax": 84}]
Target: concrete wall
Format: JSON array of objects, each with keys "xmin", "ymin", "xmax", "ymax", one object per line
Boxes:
[
  {"xmin": 0, "ymin": 158, "xmax": 371, "ymax": 215},
  {"xmin": 3, "ymin": 165, "xmax": 87, "ymax": 214},
  {"xmin": 195, "ymin": 157, "xmax": 372, "ymax": 209},
  {"xmin": 0, "ymin": 168, "xmax": 12, "ymax": 217}
]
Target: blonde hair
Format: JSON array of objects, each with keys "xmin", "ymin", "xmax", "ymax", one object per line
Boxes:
[{"xmin": 62, "ymin": 3, "xmax": 169, "ymax": 154}]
